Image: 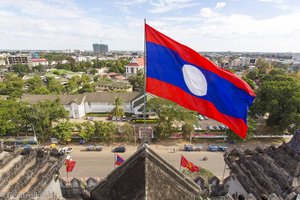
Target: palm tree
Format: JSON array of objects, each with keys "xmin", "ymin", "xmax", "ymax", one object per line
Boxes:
[
  {"xmin": 112, "ymin": 97, "xmax": 124, "ymax": 118},
  {"xmin": 112, "ymin": 97, "xmax": 124, "ymax": 135}
]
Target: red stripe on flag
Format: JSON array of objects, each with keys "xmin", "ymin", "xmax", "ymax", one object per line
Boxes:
[{"xmin": 146, "ymin": 77, "xmax": 248, "ymax": 138}]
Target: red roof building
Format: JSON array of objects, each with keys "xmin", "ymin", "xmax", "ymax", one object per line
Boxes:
[{"xmin": 125, "ymin": 57, "xmax": 144, "ymax": 77}]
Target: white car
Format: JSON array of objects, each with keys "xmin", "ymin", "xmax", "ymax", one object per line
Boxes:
[{"xmin": 59, "ymin": 147, "xmax": 73, "ymax": 154}]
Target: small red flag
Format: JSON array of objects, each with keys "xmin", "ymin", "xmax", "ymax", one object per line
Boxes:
[
  {"xmin": 180, "ymin": 155, "xmax": 200, "ymax": 172},
  {"xmin": 66, "ymin": 159, "xmax": 76, "ymax": 172}
]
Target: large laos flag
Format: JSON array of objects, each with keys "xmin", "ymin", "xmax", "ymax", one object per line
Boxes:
[{"xmin": 145, "ymin": 24, "xmax": 256, "ymax": 138}]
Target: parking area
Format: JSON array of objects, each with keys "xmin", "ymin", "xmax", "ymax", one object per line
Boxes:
[{"xmin": 59, "ymin": 144, "xmax": 230, "ymax": 180}]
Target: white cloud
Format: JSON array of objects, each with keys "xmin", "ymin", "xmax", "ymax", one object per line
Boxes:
[
  {"xmin": 150, "ymin": 11, "xmax": 300, "ymax": 52},
  {"xmin": 199, "ymin": 8, "xmax": 214, "ymax": 18},
  {"xmin": 0, "ymin": 0, "xmax": 143, "ymax": 50},
  {"xmin": 149, "ymin": 0, "xmax": 201, "ymax": 13},
  {"xmin": 113, "ymin": 0, "xmax": 148, "ymax": 13},
  {"xmin": 215, "ymin": 2, "xmax": 226, "ymax": 9},
  {"xmin": 0, "ymin": 0, "xmax": 300, "ymax": 52}
]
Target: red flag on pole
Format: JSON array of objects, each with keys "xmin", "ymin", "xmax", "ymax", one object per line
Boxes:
[
  {"xmin": 180, "ymin": 155, "xmax": 200, "ymax": 172},
  {"xmin": 66, "ymin": 159, "xmax": 76, "ymax": 172}
]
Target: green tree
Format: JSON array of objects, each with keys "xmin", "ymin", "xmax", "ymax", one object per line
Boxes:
[
  {"xmin": 52, "ymin": 121, "xmax": 73, "ymax": 144},
  {"xmin": 12, "ymin": 64, "xmax": 30, "ymax": 75},
  {"xmin": 119, "ymin": 123, "xmax": 133, "ymax": 141},
  {"xmin": 128, "ymin": 74, "xmax": 144, "ymax": 91},
  {"xmin": 27, "ymin": 75, "xmax": 50, "ymax": 94},
  {"xmin": 251, "ymin": 70, "xmax": 300, "ymax": 130},
  {"xmin": 242, "ymin": 76, "xmax": 256, "ymax": 90},
  {"xmin": 77, "ymin": 122, "xmax": 95, "ymax": 142},
  {"xmin": 47, "ymin": 77, "xmax": 64, "ymax": 94},
  {"xmin": 112, "ymin": 97, "xmax": 124, "ymax": 118},
  {"xmin": 66, "ymin": 75, "xmax": 81, "ymax": 93},
  {"xmin": 20, "ymin": 99, "xmax": 68, "ymax": 140},
  {"xmin": 2, "ymin": 74, "xmax": 24, "ymax": 98},
  {"xmin": 32, "ymin": 64, "xmax": 43, "ymax": 73},
  {"xmin": 94, "ymin": 121, "xmax": 116, "ymax": 141},
  {"xmin": 81, "ymin": 74, "xmax": 90, "ymax": 84},
  {"xmin": 147, "ymin": 97, "xmax": 197, "ymax": 138},
  {"xmin": 0, "ymin": 99, "xmax": 23, "ymax": 135},
  {"xmin": 226, "ymin": 116, "xmax": 256, "ymax": 141},
  {"xmin": 79, "ymin": 83, "xmax": 95, "ymax": 93},
  {"xmin": 182, "ymin": 123, "xmax": 194, "ymax": 140}
]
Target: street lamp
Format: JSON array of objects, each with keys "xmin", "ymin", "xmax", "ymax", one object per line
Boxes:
[
  {"xmin": 31, "ymin": 124, "xmax": 38, "ymax": 145},
  {"xmin": 133, "ymin": 125, "xmax": 136, "ymax": 147}
]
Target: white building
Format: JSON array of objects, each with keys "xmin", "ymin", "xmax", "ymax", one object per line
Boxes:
[
  {"xmin": 7, "ymin": 54, "xmax": 32, "ymax": 66},
  {"xmin": 31, "ymin": 58, "xmax": 48, "ymax": 67},
  {"xmin": 0, "ymin": 59, "xmax": 6, "ymax": 66},
  {"xmin": 125, "ymin": 57, "xmax": 144, "ymax": 77},
  {"xmin": 21, "ymin": 92, "xmax": 146, "ymax": 119},
  {"xmin": 292, "ymin": 53, "xmax": 300, "ymax": 61}
]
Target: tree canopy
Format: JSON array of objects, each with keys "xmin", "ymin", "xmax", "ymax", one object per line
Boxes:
[
  {"xmin": 147, "ymin": 97, "xmax": 197, "ymax": 138},
  {"xmin": 250, "ymin": 69, "xmax": 300, "ymax": 131}
]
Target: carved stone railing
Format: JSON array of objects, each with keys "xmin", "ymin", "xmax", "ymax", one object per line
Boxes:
[
  {"xmin": 0, "ymin": 152, "xmax": 18, "ymax": 169},
  {"xmin": 16, "ymin": 153, "xmax": 65, "ymax": 200},
  {"xmin": 0, "ymin": 150, "xmax": 36, "ymax": 191},
  {"xmin": 7, "ymin": 153, "xmax": 50, "ymax": 195}
]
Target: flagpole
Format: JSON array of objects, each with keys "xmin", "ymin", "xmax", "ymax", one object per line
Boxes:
[
  {"xmin": 66, "ymin": 171, "xmax": 69, "ymax": 185},
  {"xmin": 114, "ymin": 153, "xmax": 116, "ymax": 168},
  {"xmin": 179, "ymin": 155, "xmax": 182, "ymax": 171},
  {"xmin": 222, "ymin": 162, "xmax": 227, "ymax": 182},
  {"xmin": 143, "ymin": 18, "xmax": 147, "ymax": 145}
]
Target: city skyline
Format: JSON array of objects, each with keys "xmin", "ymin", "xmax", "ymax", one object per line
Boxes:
[{"xmin": 0, "ymin": 0, "xmax": 300, "ymax": 52}]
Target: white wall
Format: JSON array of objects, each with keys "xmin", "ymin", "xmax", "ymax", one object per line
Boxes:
[
  {"xmin": 84, "ymin": 101, "xmax": 134, "ymax": 114},
  {"xmin": 78, "ymin": 101, "xmax": 86, "ymax": 118}
]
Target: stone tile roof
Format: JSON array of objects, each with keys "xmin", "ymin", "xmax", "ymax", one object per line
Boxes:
[
  {"xmin": 0, "ymin": 148, "xmax": 65, "ymax": 199},
  {"xmin": 90, "ymin": 144, "xmax": 200, "ymax": 200},
  {"xmin": 224, "ymin": 131, "xmax": 300, "ymax": 199},
  {"xmin": 287, "ymin": 129, "xmax": 300, "ymax": 153},
  {"xmin": 21, "ymin": 94, "xmax": 86, "ymax": 105},
  {"xmin": 95, "ymin": 80, "xmax": 132, "ymax": 89},
  {"xmin": 85, "ymin": 92, "xmax": 139, "ymax": 103}
]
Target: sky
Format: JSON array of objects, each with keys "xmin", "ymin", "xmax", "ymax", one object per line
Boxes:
[{"xmin": 0, "ymin": 0, "xmax": 300, "ymax": 52}]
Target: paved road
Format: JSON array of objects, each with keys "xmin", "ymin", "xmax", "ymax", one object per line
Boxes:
[{"xmin": 59, "ymin": 145, "xmax": 230, "ymax": 181}]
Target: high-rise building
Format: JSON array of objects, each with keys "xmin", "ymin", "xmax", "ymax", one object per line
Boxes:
[
  {"xmin": 7, "ymin": 54, "xmax": 32, "ymax": 66},
  {"xmin": 93, "ymin": 43, "xmax": 108, "ymax": 54}
]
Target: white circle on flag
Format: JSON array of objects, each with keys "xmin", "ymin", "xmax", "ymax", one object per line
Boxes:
[{"xmin": 182, "ymin": 64, "xmax": 207, "ymax": 96}]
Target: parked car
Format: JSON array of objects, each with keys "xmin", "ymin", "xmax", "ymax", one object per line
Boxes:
[
  {"xmin": 203, "ymin": 116, "xmax": 208, "ymax": 120},
  {"xmin": 184, "ymin": 144, "xmax": 194, "ymax": 151},
  {"xmin": 86, "ymin": 145, "xmax": 103, "ymax": 151},
  {"xmin": 112, "ymin": 116, "xmax": 116, "ymax": 121},
  {"xmin": 59, "ymin": 147, "xmax": 73, "ymax": 154},
  {"xmin": 207, "ymin": 125, "xmax": 214, "ymax": 131},
  {"xmin": 214, "ymin": 126, "xmax": 221, "ymax": 130},
  {"xmin": 218, "ymin": 145, "xmax": 228, "ymax": 151},
  {"xmin": 122, "ymin": 116, "xmax": 127, "ymax": 121},
  {"xmin": 219, "ymin": 125, "xmax": 226, "ymax": 130},
  {"xmin": 113, "ymin": 146, "xmax": 126, "ymax": 153},
  {"xmin": 194, "ymin": 144, "xmax": 203, "ymax": 151},
  {"xmin": 87, "ymin": 116, "xmax": 95, "ymax": 121},
  {"xmin": 193, "ymin": 125, "xmax": 202, "ymax": 131},
  {"xmin": 208, "ymin": 145, "xmax": 219, "ymax": 152},
  {"xmin": 107, "ymin": 115, "xmax": 112, "ymax": 120},
  {"xmin": 197, "ymin": 114, "xmax": 204, "ymax": 120}
]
